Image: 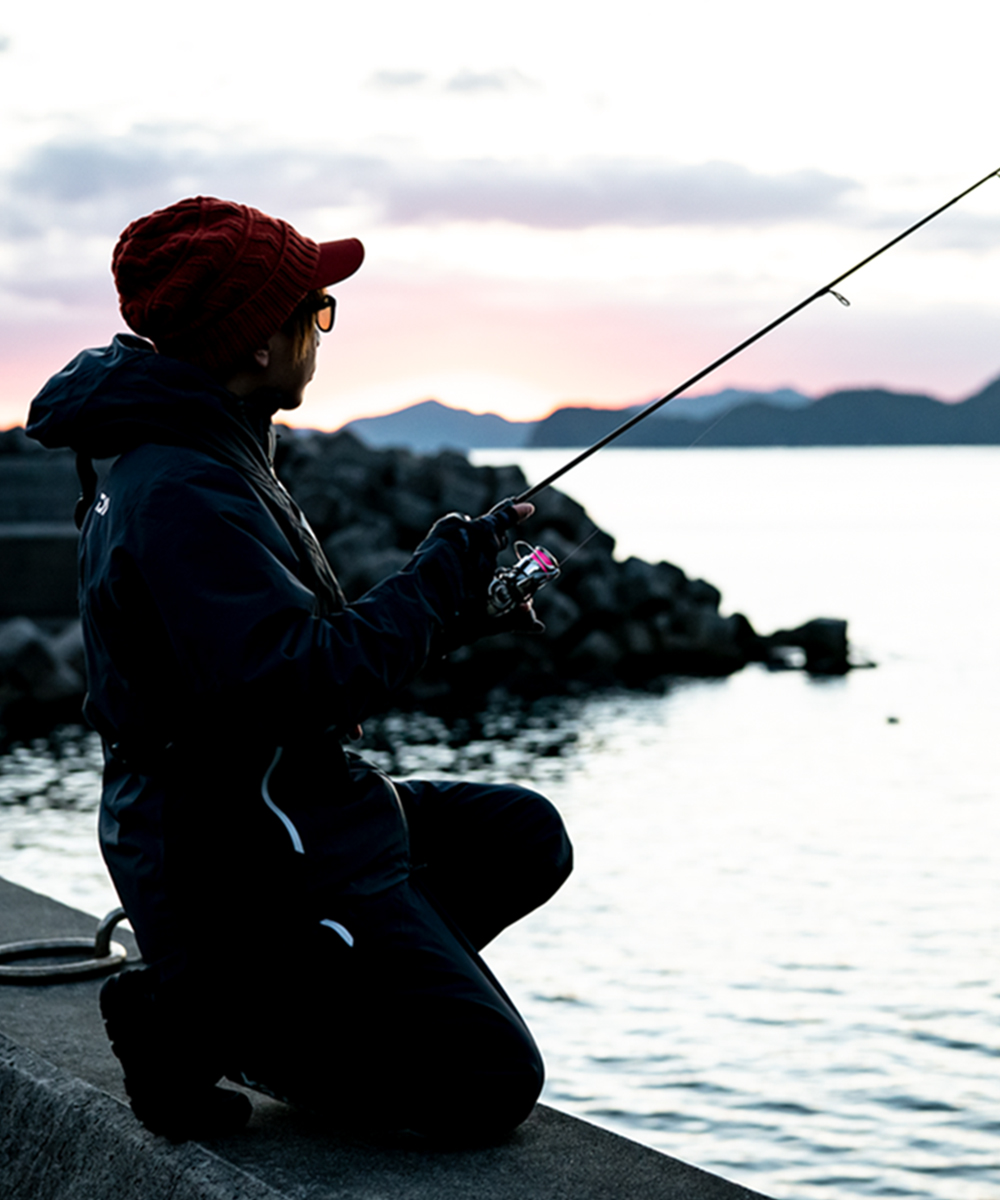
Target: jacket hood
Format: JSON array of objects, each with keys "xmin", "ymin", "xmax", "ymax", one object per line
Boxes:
[{"xmin": 26, "ymin": 334, "xmax": 273, "ymax": 466}]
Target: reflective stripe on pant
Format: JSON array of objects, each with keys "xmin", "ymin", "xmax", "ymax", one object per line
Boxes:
[{"xmin": 234, "ymin": 779, "xmax": 572, "ymax": 1141}]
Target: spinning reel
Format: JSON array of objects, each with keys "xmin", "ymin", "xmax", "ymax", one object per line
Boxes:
[{"xmin": 487, "ymin": 541, "xmax": 561, "ymax": 617}]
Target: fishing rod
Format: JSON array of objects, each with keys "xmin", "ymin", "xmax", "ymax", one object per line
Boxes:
[
  {"xmin": 516, "ymin": 166, "xmax": 1000, "ymax": 504},
  {"xmin": 486, "ymin": 167, "xmax": 1000, "ymax": 616}
]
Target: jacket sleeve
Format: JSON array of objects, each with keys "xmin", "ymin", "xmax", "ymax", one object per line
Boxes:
[{"xmin": 90, "ymin": 449, "xmax": 499, "ymax": 741}]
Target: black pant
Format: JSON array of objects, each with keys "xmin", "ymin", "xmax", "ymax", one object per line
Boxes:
[{"xmin": 232, "ymin": 779, "xmax": 573, "ymax": 1142}]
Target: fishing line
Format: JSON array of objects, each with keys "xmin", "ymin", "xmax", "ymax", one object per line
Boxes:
[
  {"xmin": 515, "ymin": 167, "xmax": 1000, "ymax": 504},
  {"xmin": 559, "ymin": 526, "xmax": 601, "ymax": 565}
]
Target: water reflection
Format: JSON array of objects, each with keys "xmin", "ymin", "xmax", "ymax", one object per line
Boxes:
[
  {"xmin": 0, "ymin": 724, "xmax": 104, "ymax": 808},
  {"xmin": 354, "ymin": 696, "xmax": 587, "ymax": 781},
  {"xmin": 0, "ymin": 725, "xmax": 110, "ymax": 914}
]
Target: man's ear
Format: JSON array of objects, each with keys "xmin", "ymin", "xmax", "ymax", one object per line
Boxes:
[{"xmin": 252, "ymin": 346, "xmax": 271, "ymax": 369}]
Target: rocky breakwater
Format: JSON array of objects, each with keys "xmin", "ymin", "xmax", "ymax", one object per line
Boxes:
[
  {"xmin": 0, "ymin": 427, "xmax": 850, "ymax": 733},
  {"xmin": 274, "ymin": 430, "xmax": 850, "ymax": 708},
  {"xmin": 0, "ymin": 428, "xmax": 86, "ymax": 734}
]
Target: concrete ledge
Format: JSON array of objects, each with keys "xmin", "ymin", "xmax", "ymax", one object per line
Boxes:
[
  {"xmin": 0, "ymin": 878, "xmax": 770, "ymax": 1199},
  {"xmin": 1, "ymin": 1037, "xmax": 282, "ymax": 1200}
]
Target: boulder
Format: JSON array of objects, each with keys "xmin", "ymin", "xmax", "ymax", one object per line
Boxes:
[
  {"xmin": 0, "ymin": 616, "xmax": 85, "ymax": 733},
  {"xmin": 566, "ymin": 629, "xmax": 623, "ymax": 682},
  {"xmin": 767, "ymin": 618, "xmax": 850, "ymax": 676}
]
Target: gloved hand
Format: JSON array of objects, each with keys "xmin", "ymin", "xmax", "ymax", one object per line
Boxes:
[
  {"xmin": 416, "ymin": 498, "xmax": 542, "ymax": 648},
  {"xmin": 497, "ymin": 600, "xmax": 546, "ymax": 637}
]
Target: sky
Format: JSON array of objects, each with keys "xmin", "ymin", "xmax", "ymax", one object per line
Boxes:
[{"xmin": 1, "ymin": 0, "xmax": 999, "ymax": 431}]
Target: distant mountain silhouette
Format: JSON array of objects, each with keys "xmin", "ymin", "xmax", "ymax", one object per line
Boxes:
[
  {"xmin": 528, "ymin": 376, "xmax": 1000, "ymax": 447},
  {"xmin": 646, "ymin": 387, "xmax": 811, "ymax": 421},
  {"xmin": 343, "ymin": 399, "xmax": 533, "ymax": 452},
  {"xmin": 343, "ymin": 389, "xmax": 812, "ymax": 451},
  {"xmin": 338, "ymin": 378, "xmax": 1000, "ymax": 452}
]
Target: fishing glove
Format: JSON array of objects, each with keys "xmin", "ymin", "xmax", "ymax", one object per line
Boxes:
[{"xmin": 416, "ymin": 498, "xmax": 544, "ymax": 650}]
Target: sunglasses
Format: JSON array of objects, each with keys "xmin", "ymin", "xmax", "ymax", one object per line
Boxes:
[
  {"xmin": 311, "ymin": 294, "xmax": 336, "ymax": 333},
  {"xmin": 291, "ymin": 293, "xmax": 336, "ymax": 334}
]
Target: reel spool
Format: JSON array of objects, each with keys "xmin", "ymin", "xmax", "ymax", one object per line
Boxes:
[{"xmin": 487, "ymin": 541, "xmax": 561, "ymax": 617}]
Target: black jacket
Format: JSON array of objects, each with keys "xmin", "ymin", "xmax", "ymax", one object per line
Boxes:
[{"xmin": 27, "ymin": 335, "xmax": 511, "ymax": 972}]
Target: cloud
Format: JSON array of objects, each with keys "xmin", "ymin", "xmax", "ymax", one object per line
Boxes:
[
  {"xmin": 0, "ymin": 128, "xmax": 869, "ymax": 316},
  {"xmin": 375, "ymin": 159, "xmax": 856, "ymax": 228},
  {"xmin": 366, "ymin": 69, "xmax": 428, "ymax": 91},
  {"xmin": 366, "ymin": 67, "xmax": 536, "ymax": 95},
  {"xmin": 444, "ymin": 68, "xmax": 535, "ymax": 93},
  {"xmin": 11, "ymin": 138, "xmax": 185, "ymax": 204},
  {"xmin": 871, "ymin": 208, "xmax": 1000, "ymax": 253},
  {"xmin": 2, "ymin": 129, "xmax": 858, "ymax": 239}
]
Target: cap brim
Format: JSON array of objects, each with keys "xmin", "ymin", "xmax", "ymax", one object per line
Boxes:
[{"xmin": 312, "ymin": 238, "xmax": 365, "ymax": 288}]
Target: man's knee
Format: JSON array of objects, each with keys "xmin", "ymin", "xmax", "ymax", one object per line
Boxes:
[
  {"xmin": 548, "ymin": 801, "xmax": 573, "ymax": 888},
  {"xmin": 517, "ymin": 786, "xmax": 573, "ymax": 903},
  {"xmin": 404, "ymin": 1012, "xmax": 544, "ymax": 1142}
]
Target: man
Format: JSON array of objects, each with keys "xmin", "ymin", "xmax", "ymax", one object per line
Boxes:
[{"xmin": 26, "ymin": 197, "xmax": 572, "ymax": 1143}]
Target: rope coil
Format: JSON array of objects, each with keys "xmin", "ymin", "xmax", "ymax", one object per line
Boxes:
[{"xmin": 0, "ymin": 907, "xmax": 130, "ymax": 984}]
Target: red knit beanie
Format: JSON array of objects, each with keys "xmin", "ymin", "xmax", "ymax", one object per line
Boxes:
[{"xmin": 111, "ymin": 196, "xmax": 364, "ymax": 374}]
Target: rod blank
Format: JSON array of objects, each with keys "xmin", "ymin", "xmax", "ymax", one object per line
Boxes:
[{"xmin": 517, "ymin": 168, "xmax": 1000, "ymax": 503}]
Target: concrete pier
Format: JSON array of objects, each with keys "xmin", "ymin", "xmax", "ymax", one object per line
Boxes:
[
  {"xmin": 0, "ymin": 876, "xmax": 771, "ymax": 1199},
  {"xmin": 0, "ymin": 523, "xmax": 78, "ymax": 619},
  {"xmin": 0, "ymin": 449, "xmax": 80, "ymax": 619}
]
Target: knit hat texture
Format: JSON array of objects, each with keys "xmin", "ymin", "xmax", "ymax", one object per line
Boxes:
[{"xmin": 112, "ymin": 196, "xmax": 364, "ymax": 374}]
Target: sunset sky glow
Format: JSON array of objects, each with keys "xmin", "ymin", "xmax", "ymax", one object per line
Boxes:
[{"xmin": 2, "ymin": 0, "xmax": 999, "ymax": 430}]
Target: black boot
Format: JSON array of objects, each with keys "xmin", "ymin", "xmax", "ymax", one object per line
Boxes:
[{"xmin": 99, "ymin": 967, "xmax": 252, "ymax": 1141}]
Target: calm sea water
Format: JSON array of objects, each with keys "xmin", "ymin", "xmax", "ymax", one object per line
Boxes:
[{"xmin": 3, "ymin": 446, "xmax": 1000, "ymax": 1199}]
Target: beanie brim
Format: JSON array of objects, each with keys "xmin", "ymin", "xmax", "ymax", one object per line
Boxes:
[{"xmin": 312, "ymin": 238, "xmax": 365, "ymax": 289}]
